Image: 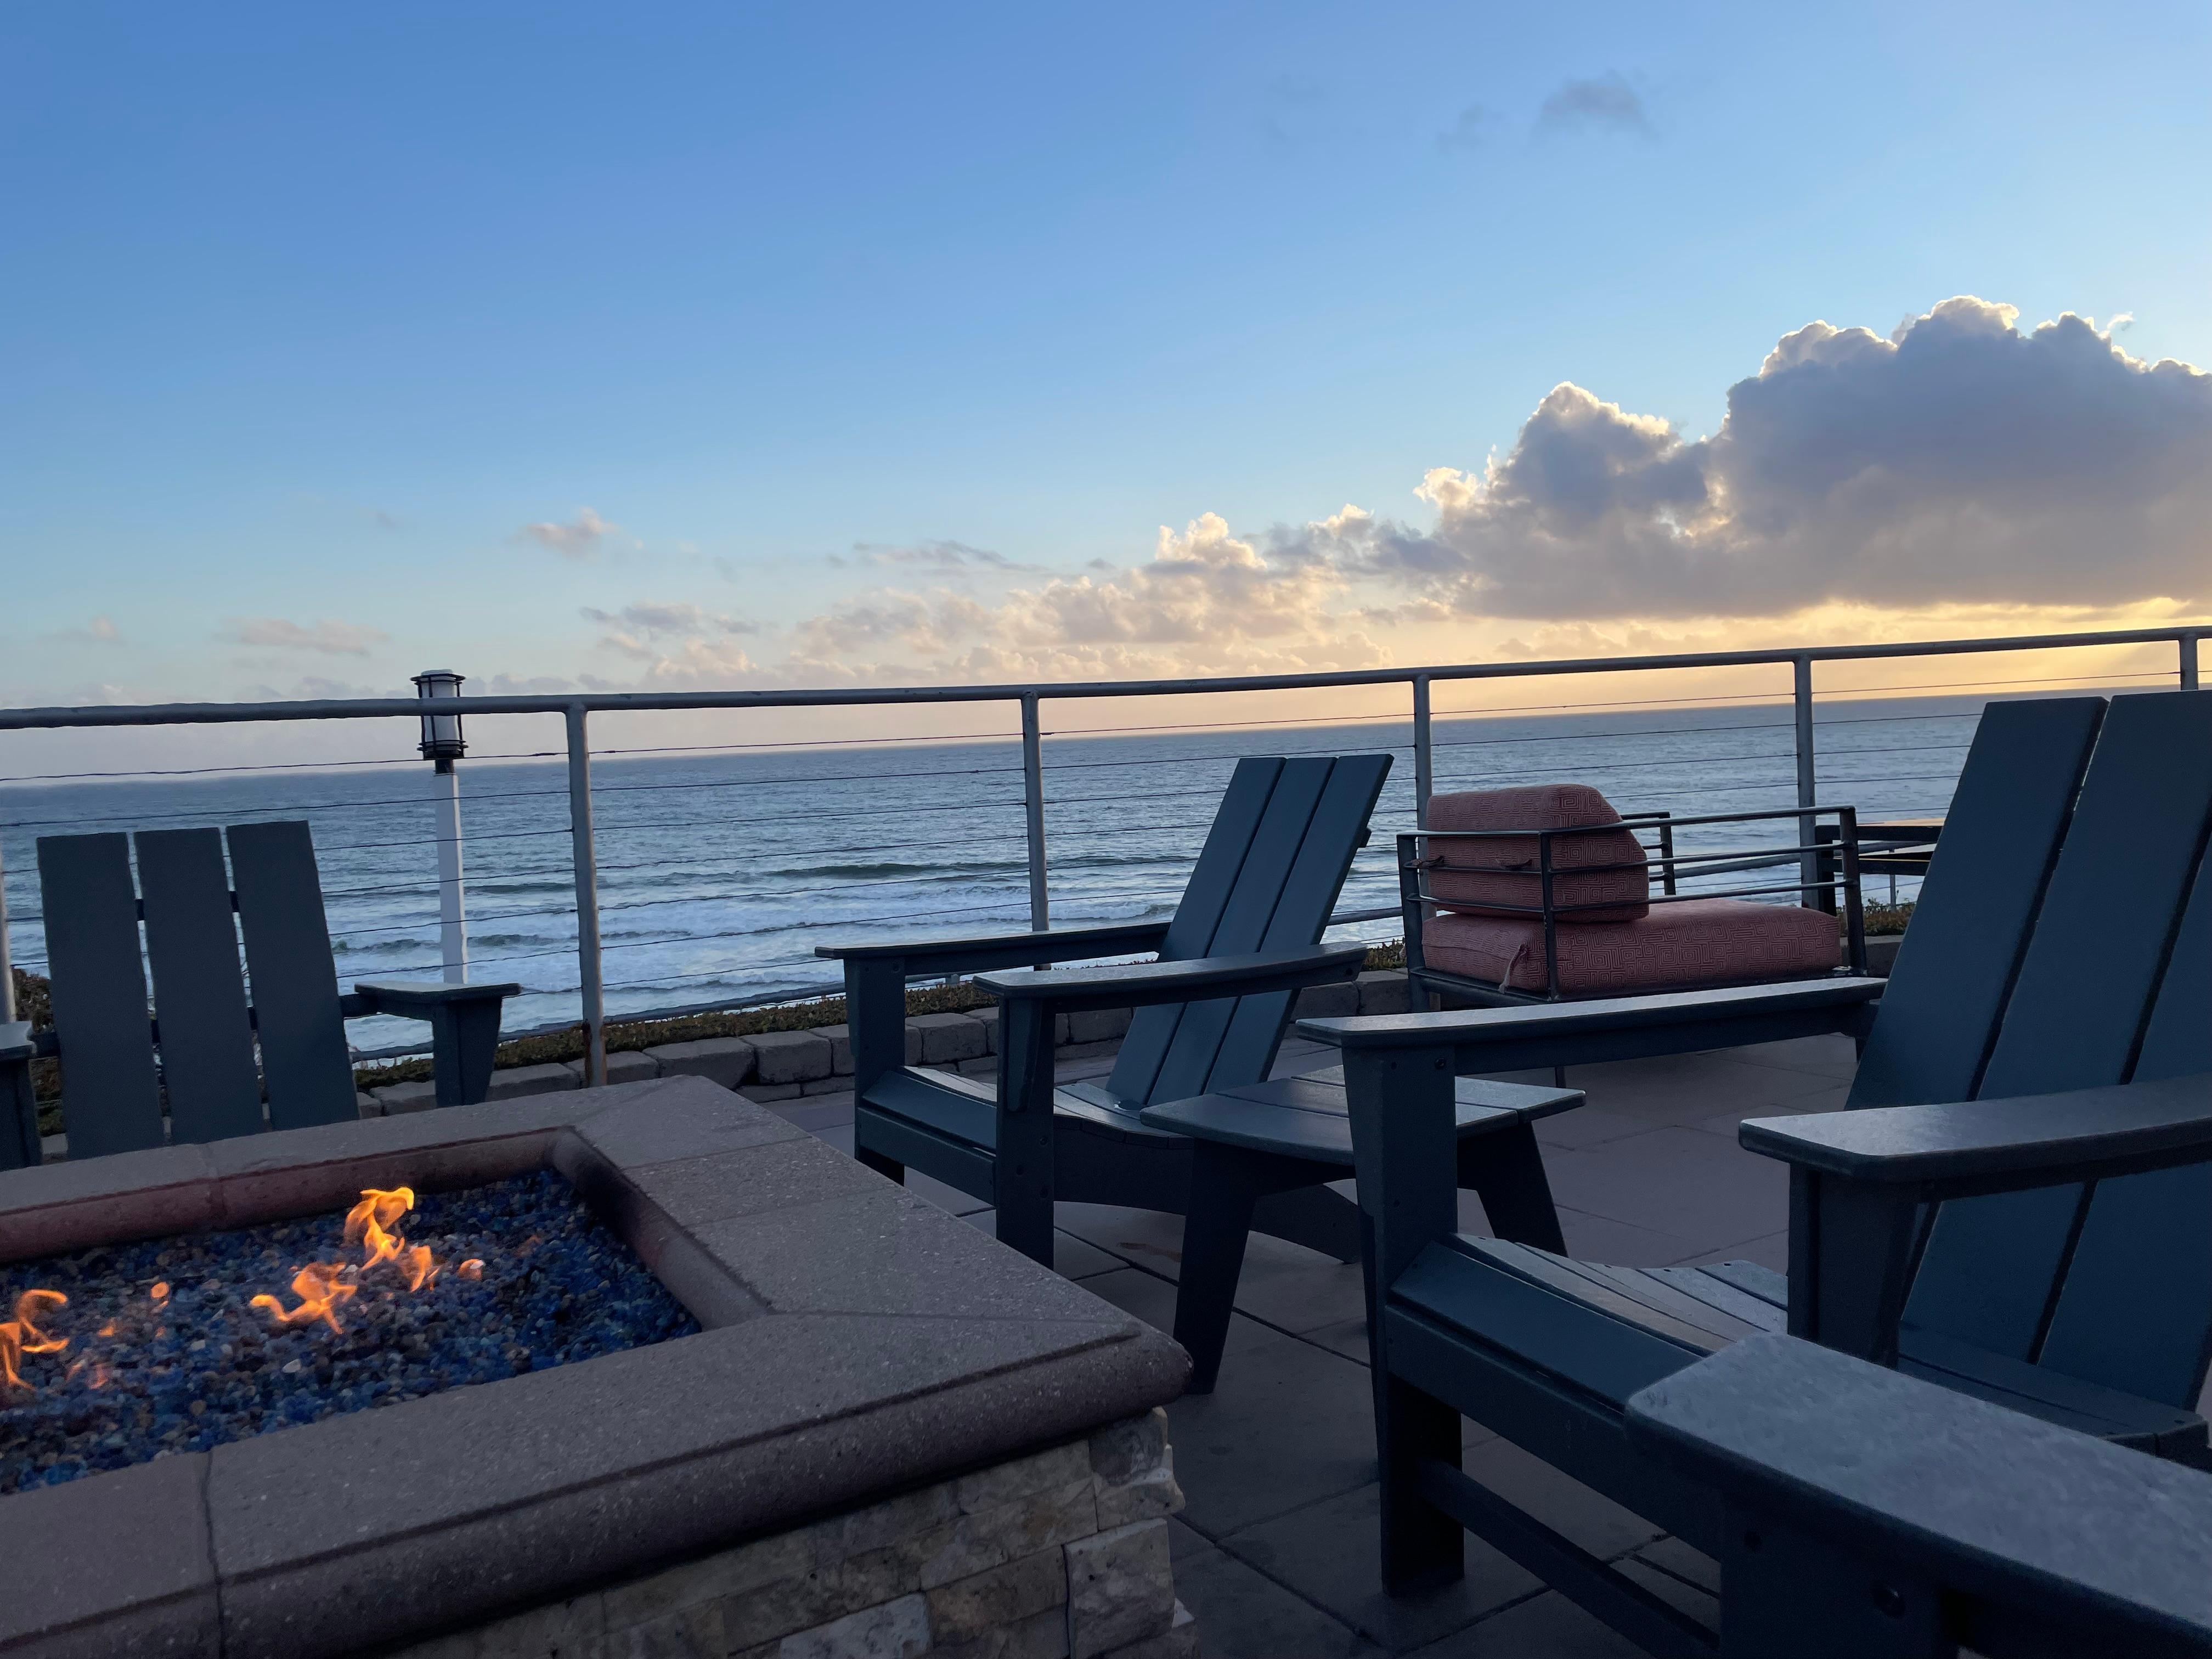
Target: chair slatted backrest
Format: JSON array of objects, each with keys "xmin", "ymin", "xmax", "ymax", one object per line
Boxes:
[
  {"xmin": 35, "ymin": 832, "xmax": 166, "ymax": 1160},
  {"xmin": 1846, "ymin": 697, "xmax": 2106, "ymax": 1111},
  {"xmin": 38, "ymin": 819, "xmax": 360, "ymax": 1156},
  {"xmin": 1888, "ymin": 692, "xmax": 2212, "ymax": 1407},
  {"xmin": 227, "ymin": 821, "xmax": 358, "ymax": 1130},
  {"xmin": 1108, "ymin": 753, "xmax": 1392, "ymax": 1108},
  {"xmin": 137, "ymin": 827, "xmax": 263, "ymax": 1142}
]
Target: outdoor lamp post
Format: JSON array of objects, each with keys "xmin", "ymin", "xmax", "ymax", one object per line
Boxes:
[{"xmin": 414, "ymin": 669, "xmax": 470, "ymax": 984}]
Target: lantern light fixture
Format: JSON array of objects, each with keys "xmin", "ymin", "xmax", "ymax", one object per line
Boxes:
[{"xmin": 413, "ymin": 669, "xmax": 467, "ymax": 769}]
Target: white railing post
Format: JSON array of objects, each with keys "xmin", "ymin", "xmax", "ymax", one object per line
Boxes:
[
  {"xmin": 1412, "ymin": 674, "xmax": 1434, "ymax": 828},
  {"xmin": 565, "ymin": 703, "xmax": 607, "ymax": 1085},
  {"xmin": 1793, "ymin": 654, "xmax": 1819, "ymax": 902},
  {"xmin": 432, "ymin": 768, "xmax": 467, "ymax": 984},
  {"xmin": 1021, "ymin": 693, "xmax": 1049, "ymax": 932}
]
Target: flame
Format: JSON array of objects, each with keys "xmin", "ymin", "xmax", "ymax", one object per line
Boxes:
[
  {"xmin": 457, "ymin": 1260, "xmax": 484, "ymax": 1280},
  {"xmin": 400, "ymin": 1245, "xmax": 438, "ymax": 1292},
  {"xmin": 15, "ymin": 1290, "xmax": 69, "ymax": 1353},
  {"xmin": 150, "ymin": 1282, "xmax": 170, "ymax": 1304},
  {"xmin": 0, "ymin": 1289, "xmax": 69, "ymax": 1391},
  {"xmin": 250, "ymin": 1187, "xmax": 449, "ymax": 1334},
  {"xmin": 346, "ymin": 1188, "xmax": 416, "ymax": 1271},
  {"xmin": 250, "ymin": 1263, "xmax": 359, "ymax": 1333}
]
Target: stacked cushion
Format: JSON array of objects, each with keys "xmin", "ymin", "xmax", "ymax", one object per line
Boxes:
[
  {"xmin": 1420, "ymin": 784, "xmax": 1841, "ymax": 995},
  {"xmin": 1425, "ymin": 783, "xmax": 1649, "ymax": 922}
]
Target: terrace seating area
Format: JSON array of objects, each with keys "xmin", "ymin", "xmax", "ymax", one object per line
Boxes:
[
  {"xmin": 13, "ymin": 684, "xmax": 2212, "ymax": 1656},
  {"xmin": 768, "ymin": 1019, "xmax": 1857, "ymax": 1656}
]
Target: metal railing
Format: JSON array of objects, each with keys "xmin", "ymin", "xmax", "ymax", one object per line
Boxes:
[{"xmin": 0, "ymin": 624, "xmax": 2200, "ymax": 1083}]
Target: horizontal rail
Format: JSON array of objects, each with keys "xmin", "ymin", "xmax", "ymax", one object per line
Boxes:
[{"xmin": 0, "ymin": 625, "xmax": 2200, "ymax": 730}]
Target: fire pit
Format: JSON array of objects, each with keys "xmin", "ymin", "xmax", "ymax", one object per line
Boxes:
[
  {"xmin": 0, "ymin": 1077, "xmax": 1194, "ymax": 1658},
  {"xmin": 2, "ymin": 1173, "xmax": 697, "ymax": 1492}
]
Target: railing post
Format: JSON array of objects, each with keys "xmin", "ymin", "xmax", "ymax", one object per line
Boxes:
[
  {"xmin": 1021, "ymin": 693, "xmax": 1049, "ymax": 932},
  {"xmin": 0, "ymin": 840, "xmax": 13, "ymax": 1023},
  {"xmin": 1793, "ymin": 654, "xmax": 1819, "ymax": 902},
  {"xmin": 565, "ymin": 703, "xmax": 606, "ymax": 1085},
  {"xmin": 1412, "ymin": 674, "xmax": 1434, "ymax": 828},
  {"xmin": 2182, "ymin": 632, "xmax": 2200, "ymax": 691},
  {"xmin": 431, "ymin": 766, "xmax": 468, "ymax": 984}
]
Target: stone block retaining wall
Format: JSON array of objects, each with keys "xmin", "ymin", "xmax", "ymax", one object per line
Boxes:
[
  {"xmin": 390, "ymin": 1408, "xmax": 1194, "ymax": 1659},
  {"xmin": 360, "ymin": 974, "xmax": 1415, "ymax": 1118}
]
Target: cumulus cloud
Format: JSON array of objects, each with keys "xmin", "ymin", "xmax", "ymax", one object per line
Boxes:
[
  {"xmin": 1534, "ymin": 74, "xmax": 1652, "ymax": 137},
  {"xmin": 225, "ymin": 617, "xmax": 390, "ymax": 656},
  {"xmin": 518, "ymin": 506, "xmax": 617, "ymax": 559},
  {"xmin": 1363, "ymin": 297, "xmax": 2212, "ymax": 620},
  {"xmin": 556, "ymin": 296, "xmax": 2212, "ymax": 693}
]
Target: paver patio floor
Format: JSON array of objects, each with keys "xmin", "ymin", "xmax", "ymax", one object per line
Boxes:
[{"xmin": 787, "ymin": 1032, "xmax": 1870, "ymax": 1656}]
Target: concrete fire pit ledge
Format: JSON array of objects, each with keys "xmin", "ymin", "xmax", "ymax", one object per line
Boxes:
[{"xmin": 0, "ymin": 1076, "xmax": 1190, "ymax": 1659}]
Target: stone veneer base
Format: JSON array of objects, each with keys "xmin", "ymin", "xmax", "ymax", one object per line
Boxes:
[
  {"xmin": 0, "ymin": 1077, "xmax": 1190, "ymax": 1658},
  {"xmin": 389, "ymin": 1407, "xmax": 1196, "ymax": 1659}
]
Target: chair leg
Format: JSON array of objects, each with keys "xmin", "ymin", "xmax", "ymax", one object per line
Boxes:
[
  {"xmin": 1175, "ymin": 1143, "xmax": 1264, "ymax": 1395},
  {"xmin": 856, "ymin": 1142, "xmax": 906, "ymax": 1183},
  {"xmin": 993, "ymin": 999, "xmax": 1058, "ymax": 1268},
  {"xmin": 1459, "ymin": 1122, "xmax": 1567, "ymax": 1254},
  {"xmin": 0, "ymin": 1057, "xmax": 37, "ymax": 1171},
  {"xmin": 429, "ymin": 1000, "xmax": 504, "ymax": 1107},
  {"xmin": 1378, "ymin": 1372, "xmax": 1465, "ymax": 1593}
]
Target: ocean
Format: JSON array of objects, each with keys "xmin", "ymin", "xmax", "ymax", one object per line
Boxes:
[{"xmin": 0, "ymin": 695, "xmax": 1987, "ymax": 1055}]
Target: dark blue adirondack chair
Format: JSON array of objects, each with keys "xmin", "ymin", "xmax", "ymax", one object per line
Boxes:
[
  {"xmin": 1306, "ymin": 692, "xmax": 2212, "ymax": 1656},
  {"xmin": 1628, "ymin": 1333, "xmax": 2212, "ymax": 1658},
  {"xmin": 817, "ymin": 755, "xmax": 1403, "ymax": 1270},
  {"xmin": 0, "ymin": 821, "xmax": 519, "ymax": 1168}
]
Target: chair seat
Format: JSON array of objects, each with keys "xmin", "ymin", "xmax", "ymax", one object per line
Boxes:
[
  {"xmin": 861, "ymin": 1066, "xmax": 1180, "ymax": 1153},
  {"xmin": 1396, "ymin": 1235, "xmax": 2207, "ymax": 1456},
  {"xmin": 1140, "ymin": 1068, "xmax": 1583, "ymax": 1164},
  {"xmin": 1424, "ymin": 898, "xmax": 1839, "ymax": 995}
]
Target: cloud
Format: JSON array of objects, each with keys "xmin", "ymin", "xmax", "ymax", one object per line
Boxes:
[
  {"xmin": 1350, "ymin": 297, "xmax": 2212, "ymax": 620},
  {"xmin": 1436, "ymin": 104, "xmax": 1493, "ymax": 154},
  {"xmin": 837, "ymin": 539, "xmax": 1032, "ymax": 573},
  {"xmin": 225, "ymin": 617, "xmax": 390, "ymax": 656},
  {"xmin": 517, "ymin": 506, "xmax": 617, "ymax": 560},
  {"xmin": 509, "ymin": 295, "xmax": 2212, "ymax": 695},
  {"xmin": 1534, "ymin": 74, "xmax": 1652, "ymax": 137},
  {"xmin": 582, "ymin": 600, "xmax": 758, "ymax": 659},
  {"xmin": 45, "ymin": 615, "xmax": 124, "ymax": 645}
]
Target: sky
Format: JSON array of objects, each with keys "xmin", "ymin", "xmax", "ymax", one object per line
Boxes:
[{"xmin": 4, "ymin": 1, "xmax": 2210, "ymax": 763}]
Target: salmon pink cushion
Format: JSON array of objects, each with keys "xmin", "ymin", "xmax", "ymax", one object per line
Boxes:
[
  {"xmin": 1426, "ymin": 784, "xmax": 1649, "ymax": 922},
  {"xmin": 1423, "ymin": 898, "xmax": 1839, "ymax": 995}
]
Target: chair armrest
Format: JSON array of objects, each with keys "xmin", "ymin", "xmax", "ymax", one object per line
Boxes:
[
  {"xmin": 1626, "ymin": 1333, "xmax": 2212, "ymax": 1657},
  {"xmin": 816, "ymin": 921, "xmax": 1172, "ymax": 975},
  {"xmin": 1300, "ymin": 978, "xmax": 1883, "ymax": 1073},
  {"xmin": 1741, "ymin": 1071, "xmax": 2212, "ymax": 1199},
  {"xmin": 349, "ymin": 979, "xmax": 522, "ymax": 1015},
  {"xmin": 0, "ymin": 1022, "xmax": 32, "ymax": 1065},
  {"xmin": 348, "ymin": 981, "xmax": 520, "ymax": 1109},
  {"xmin": 977, "ymin": 945, "xmax": 1367, "ymax": 1015}
]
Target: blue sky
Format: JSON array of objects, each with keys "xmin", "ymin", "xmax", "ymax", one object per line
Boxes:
[{"xmin": 4, "ymin": 0, "xmax": 2209, "ymax": 737}]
